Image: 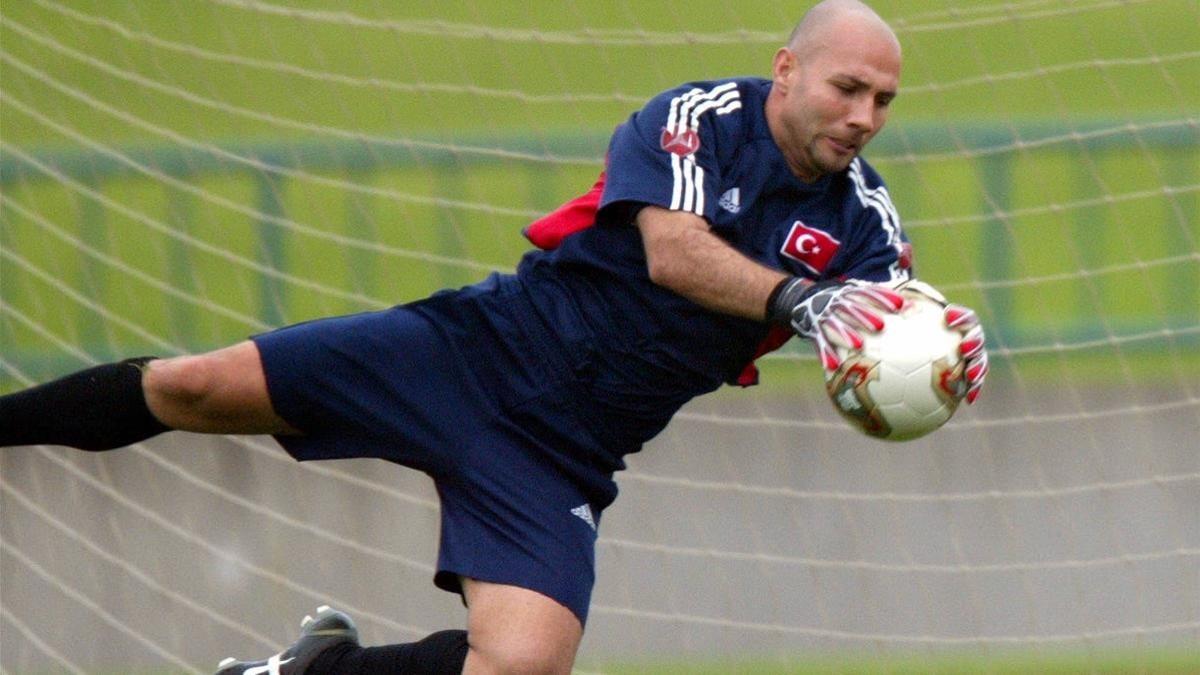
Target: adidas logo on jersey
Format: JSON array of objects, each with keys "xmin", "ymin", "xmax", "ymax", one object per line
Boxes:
[
  {"xmin": 571, "ymin": 504, "xmax": 596, "ymax": 530},
  {"xmin": 718, "ymin": 187, "xmax": 741, "ymax": 214}
]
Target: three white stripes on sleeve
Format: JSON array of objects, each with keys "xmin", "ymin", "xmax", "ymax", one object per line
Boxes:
[{"xmin": 665, "ymin": 82, "xmax": 741, "ymax": 215}]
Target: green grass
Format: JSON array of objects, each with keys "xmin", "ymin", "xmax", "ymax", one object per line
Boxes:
[
  {"xmin": 596, "ymin": 647, "xmax": 1200, "ymax": 674},
  {"xmin": 3, "ymin": 0, "xmax": 1198, "ymax": 141},
  {"xmin": 62, "ymin": 648, "xmax": 1200, "ymax": 675}
]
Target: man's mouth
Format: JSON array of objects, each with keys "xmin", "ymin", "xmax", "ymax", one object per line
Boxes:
[{"xmin": 826, "ymin": 136, "xmax": 858, "ymax": 154}]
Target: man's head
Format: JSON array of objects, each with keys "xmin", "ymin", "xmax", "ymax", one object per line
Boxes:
[{"xmin": 765, "ymin": 0, "xmax": 901, "ymax": 182}]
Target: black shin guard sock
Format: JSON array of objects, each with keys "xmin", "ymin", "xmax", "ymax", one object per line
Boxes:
[
  {"xmin": 310, "ymin": 630, "xmax": 469, "ymax": 674},
  {"xmin": 0, "ymin": 357, "xmax": 170, "ymax": 451}
]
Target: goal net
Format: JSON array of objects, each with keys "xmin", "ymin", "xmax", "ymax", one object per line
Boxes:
[{"xmin": 2, "ymin": 1, "xmax": 1197, "ymax": 672}]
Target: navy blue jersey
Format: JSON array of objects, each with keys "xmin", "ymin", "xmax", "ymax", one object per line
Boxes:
[
  {"xmin": 252, "ymin": 79, "xmax": 916, "ymax": 619},
  {"xmin": 519, "ymin": 77, "xmax": 911, "ymax": 393}
]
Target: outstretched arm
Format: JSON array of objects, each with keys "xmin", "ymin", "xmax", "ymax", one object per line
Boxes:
[
  {"xmin": 637, "ymin": 205, "xmax": 988, "ymax": 404},
  {"xmin": 636, "ymin": 205, "xmax": 789, "ymax": 320},
  {"xmin": 636, "ymin": 204, "xmax": 904, "ymax": 371}
]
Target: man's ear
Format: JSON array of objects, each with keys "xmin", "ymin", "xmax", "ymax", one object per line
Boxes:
[{"xmin": 772, "ymin": 47, "xmax": 797, "ymax": 92}]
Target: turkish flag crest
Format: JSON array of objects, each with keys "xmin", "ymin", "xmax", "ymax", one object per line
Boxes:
[
  {"xmin": 660, "ymin": 127, "xmax": 701, "ymax": 157},
  {"xmin": 781, "ymin": 221, "xmax": 841, "ymax": 274}
]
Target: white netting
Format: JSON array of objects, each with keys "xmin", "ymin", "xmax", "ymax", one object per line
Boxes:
[{"xmin": 2, "ymin": 1, "xmax": 1197, "ymax": 672}]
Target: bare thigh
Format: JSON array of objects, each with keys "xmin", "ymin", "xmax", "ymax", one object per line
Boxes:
[
  {"xmin": 462, "ymin": 578, "xmax": 583, "ymax": 675},
  {"xmin": 143, "ymin": 340, "xmax": 298, "ymax": 436}
]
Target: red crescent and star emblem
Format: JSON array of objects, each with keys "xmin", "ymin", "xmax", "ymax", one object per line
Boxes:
[
  {"xmin": 660, "ymin": 127, "xmax": 701, "ymax": 157},
  {"xmin": 781, "ymin": 220, "xmax": 841, "ymax": 274}
]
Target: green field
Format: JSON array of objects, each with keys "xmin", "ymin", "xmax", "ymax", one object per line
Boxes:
[
  {"xmin": 83, "ymin": 646, "xmax": 1200, "ymax": 674},
  {"xmin": 600, "ymin": 647, "xmax": 1200, "ymax": 674},
  {"xmin": 4, "ymin": 1, "xmax": 1199, "ymax": 138},
  {"xmin": 56, "ymin": 645, "xmax": 1200, "ymax": 675},
  {"xmin": 50, "ymin": 648, "xmax": 1200, "ymax": 675}
]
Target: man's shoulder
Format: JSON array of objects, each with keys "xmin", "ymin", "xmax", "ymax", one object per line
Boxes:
[
  {"xmin": 656, "ymin": 76, "xmax": 770, "ymax": 98},
  {"xmin": 640, "ymin": 77, "xmax": 769, "ymax": 126},
  {"xmin": 629, "ymin": 77, "xmax": 771, "ymax": 161}
]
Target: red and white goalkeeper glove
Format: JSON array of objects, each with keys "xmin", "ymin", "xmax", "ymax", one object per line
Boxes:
[
  {"xmin": 767, "ymin": 277, "xmax": 906, "ymax": 372},
  {"xmin": 902, "ymin": 280, "xmax": 989, "ymax": 405},
  {"xmin": 944, "ymin": 303, "xmax": 989, "ymax": 404}
]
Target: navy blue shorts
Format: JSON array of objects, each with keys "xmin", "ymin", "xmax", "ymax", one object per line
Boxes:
[{"xmin": 252, "ymin": 273, "xmax": 618, "ymax": 625}]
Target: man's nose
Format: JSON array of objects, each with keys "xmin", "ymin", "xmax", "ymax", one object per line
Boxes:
[{"xmin": 847, "ymin": 97, "xmax": 876, "ymax": 133}]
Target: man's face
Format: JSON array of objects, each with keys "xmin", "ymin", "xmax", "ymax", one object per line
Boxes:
[{"xmin": 768, "ymin": 21, "xmax": 901, "ymax": 182}]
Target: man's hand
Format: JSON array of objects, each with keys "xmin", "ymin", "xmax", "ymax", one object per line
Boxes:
[
  {"xmin": 945, "ymin": 304, "xmax": 989, "ymax": 404},
  {"xmin": 767, "ymin": 277, "xmax": 905, "ymax": 371},
  {"xmin": 901, "ymin": 280, "xmax": 989, "ymax": 405}
]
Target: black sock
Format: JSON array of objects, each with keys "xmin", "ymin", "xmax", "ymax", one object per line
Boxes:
[
  {"xmin": 0, "ymin": 357, "xmax": 171, "ymax": 451},
  {"xmin": 311, "ymin": 630, "xmax": 469, "ymax": 674}
]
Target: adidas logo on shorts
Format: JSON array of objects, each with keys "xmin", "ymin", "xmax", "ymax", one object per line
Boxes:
[
  {"xmin": 571, "ymin": 504, "xmax": 596, "ymax": 530},
  {"xmin": 718, "ymin": 187, "xmax": 741, "ymax": 214}
]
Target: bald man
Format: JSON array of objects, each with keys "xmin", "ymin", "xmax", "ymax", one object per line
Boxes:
[{"xmin": 1, "ymin": 2, "xmax": 987, "ymax": 673}]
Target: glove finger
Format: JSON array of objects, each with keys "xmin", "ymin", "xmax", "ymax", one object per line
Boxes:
[
  {"xmin": 959, "ymin": 325, "xmax": 986, "ymax": 360},
  {"xmin": 965, "ymin": 350, "xmax": 989, "ymax": 384},
  {"xmin": 848, "ymin": 285, "xmax": 906, "ymax": 313},
  {"xmin": 945, "ymin": 304, "xmax": 979, "ymax": 330},
  {"xmin": 813, "ymin": 334, "xmax": 842, "ymax": 372},
  {"xmin": 966, "ymin": 377, "xmax": 986, "ymax": 405},
  {"xmin": 964, "ymin": 352, "xmax": 989, "ymax": 404},
  {"xmin": 834, "ymin": 300, "xmax": 886, "ymax": 333},
  {"xmin": 820, "ymin": 315, "xmax": 865, "ymax": 351}
]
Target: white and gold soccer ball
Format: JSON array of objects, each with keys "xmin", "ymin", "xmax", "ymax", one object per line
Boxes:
[{"xmin": 824, "ymin": 280, "xmax": 967, "ymax": 441}]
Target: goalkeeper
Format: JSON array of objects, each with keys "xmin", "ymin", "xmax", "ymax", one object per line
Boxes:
[{"xmin": 0, "ymin": 1, "xmax": 988, "ymax": 673}]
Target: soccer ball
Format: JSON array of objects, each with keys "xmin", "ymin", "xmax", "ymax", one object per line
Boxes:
[{"xmin": 824, "ymin": 281, "xmax": 967, "ymax": 441}]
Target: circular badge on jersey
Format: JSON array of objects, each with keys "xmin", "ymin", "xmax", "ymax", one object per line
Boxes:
[{"xmin": 660, "ymin": 127, "xmax": 701, "ymax": 157}]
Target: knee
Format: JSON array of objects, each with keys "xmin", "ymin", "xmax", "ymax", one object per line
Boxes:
[
  {"xmin": 143, "ymin": 354, "xmax": 236, "ymax": 431},
  {"xmin": 462, "ymin": 581, "xmax": 581, "ymax": 675},
  {"xmin": 469, "ymin": 640, "xmax": 573, "ymax": 675},
  {"xmin": 141, "ymin": 341, "xmax": 288, "ymax": 434},
  {"xmin": 468, "ymin": 638, "xmax": 566, "ymax": 672},
  {"xmin": 143, "ymin": 355, "xmax": 215, "ymax": 408}
]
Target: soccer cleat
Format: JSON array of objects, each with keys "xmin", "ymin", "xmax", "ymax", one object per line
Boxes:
[{"xmin": 215, "ymin": 605, "xmax": 358, "ymax": 675}]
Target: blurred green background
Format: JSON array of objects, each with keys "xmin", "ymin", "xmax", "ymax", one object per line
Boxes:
[{"xmin": 1, "ymin": 0, "xmax": 1198, "ymax": 383}]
